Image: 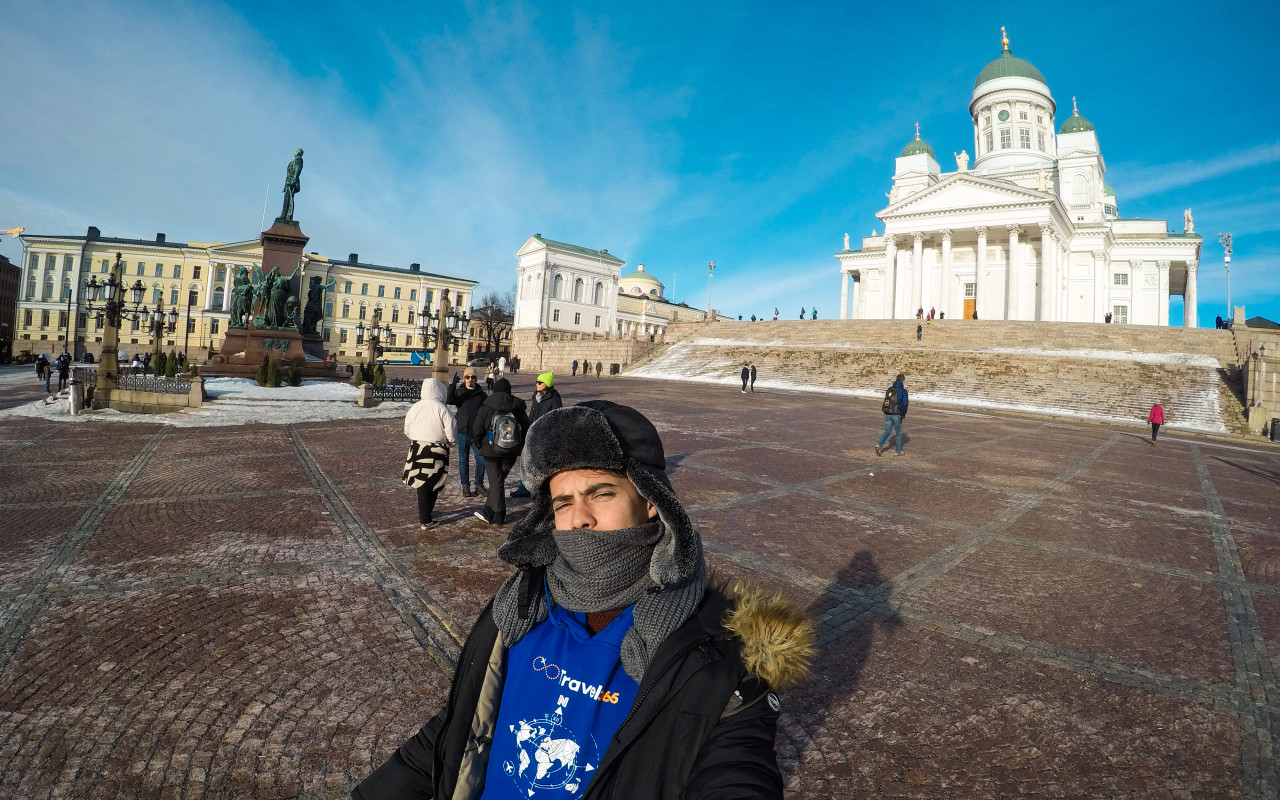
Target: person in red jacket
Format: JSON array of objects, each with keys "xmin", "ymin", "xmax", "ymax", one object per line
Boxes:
[{"xmin": 1148, "ymin": 403, "xmax": 1165, "ymax": 444}]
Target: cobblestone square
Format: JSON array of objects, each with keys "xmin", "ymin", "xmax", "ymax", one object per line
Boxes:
[{"xmin": 1, "ymin": 371, "xmax": 1277, "ymax": 798}]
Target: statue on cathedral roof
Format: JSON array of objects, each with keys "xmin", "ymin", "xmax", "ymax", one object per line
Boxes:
[{"xmin": 955, "ymin": 150, "xmax": 969, "ymax": 172}]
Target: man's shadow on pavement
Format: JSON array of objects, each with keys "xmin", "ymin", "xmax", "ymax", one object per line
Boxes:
[{"xmin": 780, "ymin": 550, "xmax": 902, "ymax": 779}]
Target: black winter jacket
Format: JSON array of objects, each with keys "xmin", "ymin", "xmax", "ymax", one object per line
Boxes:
[
  {"xmin": 528, "ymin": 386, "xmax": 563, "ymax": 424},
  {"xmin": 447, "ymin": 381, "xmax": 487, "ymax": 438},
  {"xmin": 352, "ymin": 583, "xmax": 813, "ymax": 800},
  {"xmin": 471, "ymin": 389, "xmax": 530, "ymax": 459}
]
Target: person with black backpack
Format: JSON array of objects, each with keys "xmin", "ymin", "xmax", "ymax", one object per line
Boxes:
[
  {"xmin": 472, "ymin": 378, "xmax": 530, "ymax": 525},
  {"xmin": 875, "ymin": 373, "xmax": 909, "ymax": 456}
]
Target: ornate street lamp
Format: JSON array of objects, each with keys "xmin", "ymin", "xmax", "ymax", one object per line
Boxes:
[
  {"xmin": 79, "ymin": 252, "xmax": 154, "ymax": 404},
  {"xmin": 706, "ymin": 260, "xmax": 716, "ymax": 315},
  {"xmin": 1218, "ymin": 233, "xmax": 1232, "ymax": 322}
]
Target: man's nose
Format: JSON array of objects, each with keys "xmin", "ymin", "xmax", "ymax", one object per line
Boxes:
[{"xmin": 568, "ymin": 499, "xmax": 595, "ymax": 529}]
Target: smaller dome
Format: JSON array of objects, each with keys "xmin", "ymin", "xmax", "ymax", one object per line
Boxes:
[
  {"xmin": 1059, "ymin": 96, "xmax": 1095, "ymax": 133},
  {"xmin": 900, "ymin": 123, "xmax": 935, "ymax": 159},
  {"xmin": 1103, "ymin": 183, "xmax": 1115, "ymax": 197}
]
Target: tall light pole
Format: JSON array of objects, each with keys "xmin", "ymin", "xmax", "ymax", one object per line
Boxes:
[
  {"xmin": 706, "ymin": 260, "xmax": 715, "ymax": 315},
  {"xmin": 1218, "ymin": 233, "xmax": 1232, "ymax": 322}
]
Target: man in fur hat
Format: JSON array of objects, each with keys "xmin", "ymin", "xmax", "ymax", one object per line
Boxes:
[{"xmin": 354, "ymin": 401, "xmax": 815, "ymax": 800}]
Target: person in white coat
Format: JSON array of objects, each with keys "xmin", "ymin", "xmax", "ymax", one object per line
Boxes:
[
  {"xmin": 403, "ymin": 378, "xmax": 456, "ymax": 530},
  {"xmin": 497, "ymin": 355, "xmax": 507, "ymax": 375}
]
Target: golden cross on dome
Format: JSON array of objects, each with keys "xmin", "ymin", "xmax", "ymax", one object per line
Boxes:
[
  {"xmin": 1001, "ymin": 26, "xmax": 1009, "ymax": 50},
  {"xmin": 914, "ymin": 122, "xmax": 920, "ymax": 139},
  {"xmin": 1072, "ymin": 96, "xmax": 1079, "ymax": 115}
]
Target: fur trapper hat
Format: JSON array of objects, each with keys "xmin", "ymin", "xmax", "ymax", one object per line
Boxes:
[{"xmin": 499, "ymin": 401, "xmax": 702, "ymax": 588}]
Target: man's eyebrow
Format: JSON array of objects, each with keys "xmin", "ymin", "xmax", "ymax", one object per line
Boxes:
[{"xmin": 551, "ymin": 481, "xmax": 621, "ymax": 505}]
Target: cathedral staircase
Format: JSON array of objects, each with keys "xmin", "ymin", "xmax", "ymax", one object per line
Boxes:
[{"xmin": 628, "ymin": 320, "xmax": 1249, "ymax": 436}]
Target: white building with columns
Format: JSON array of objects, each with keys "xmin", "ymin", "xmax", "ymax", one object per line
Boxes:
[
  {"xmin": 836, "ymin": 31, "xmax": 1202, "ymax": 326},
  {"xmin": 512, "ymin": 234, "xmax": 705, "ymax": 344}
]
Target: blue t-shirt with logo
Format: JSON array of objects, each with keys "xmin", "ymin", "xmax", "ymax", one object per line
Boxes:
[{"xmin": 481, "ymin": 603, "xmax": 639, "ymax": 799}]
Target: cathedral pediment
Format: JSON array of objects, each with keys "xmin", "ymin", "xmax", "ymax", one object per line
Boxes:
[{"xmin": 885, "ymin": 175, "xmax": 1049, "ymax": 217}]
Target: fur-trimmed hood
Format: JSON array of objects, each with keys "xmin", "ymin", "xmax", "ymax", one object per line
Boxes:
[
  {"xmin": 501, "ymin": 402, "xmax": 700, "ymax": 588},
  {"xmin": 717, "ymin": 578, "xmax": 815, "ymax": 689}
]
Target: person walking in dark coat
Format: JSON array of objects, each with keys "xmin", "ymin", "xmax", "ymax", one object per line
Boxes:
[
  {"xmin": 447, "ymin": 367, "xmax": 487, "ymax": 497},
  {"xmin": 571, "ymin": 359, "xmax": 579, "ymax": 376},
  {"xmin": 56, "ymin": 355, "xmax": 70, "ymax": 392},
  {"xmin": 354, "ymin": 401, "xmax": 816, "ymax": 800},
  {"xmin": 595, "ymin": 361, "xmax": 603, "ymax": 377},
  {"xmin": 876, "ymin": 373, "xmax": 910, "ymax": 456},
  {"xmin": 750, "ymin": 363, "xmax": 757, "ymax": 392},
  {"xmin": 916, "ymin": 323, "xmax": 923, "ymax": 341},
  {"xmin": 511, "ymin": 372, "xmax": 562, "ymax": 499},
  {"xmin": 740, "ymin": 363, "xmax": 750, "ymax": 393},
  {"xmin": 471, "ymin": 378, "xmax": 529, "ymax": 525}
]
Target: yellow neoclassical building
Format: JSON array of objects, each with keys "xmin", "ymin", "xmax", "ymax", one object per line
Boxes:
[{"xmin": 15, "ymin": 227, "xmax": 476, "ymax": 365}]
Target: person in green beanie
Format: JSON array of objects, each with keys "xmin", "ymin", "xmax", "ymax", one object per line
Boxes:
[{"xmin": 510, "ymin": 372, "xmax": 562, "ymax": 498}]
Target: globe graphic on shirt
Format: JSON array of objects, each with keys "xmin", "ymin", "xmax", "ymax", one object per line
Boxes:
[{"xmin": 502, "ymin": 709, "xmax": 599, "ymax": 796}]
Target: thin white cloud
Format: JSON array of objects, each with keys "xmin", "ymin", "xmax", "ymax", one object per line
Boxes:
[{"xmin": 1112, "ymin": 141, "xmax": 1280, "ymax": 200}]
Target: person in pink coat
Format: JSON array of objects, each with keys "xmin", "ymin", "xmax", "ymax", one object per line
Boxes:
[{"xmin": 1148, "ymin": 403, "xmax": 1165, "ymax": 444}]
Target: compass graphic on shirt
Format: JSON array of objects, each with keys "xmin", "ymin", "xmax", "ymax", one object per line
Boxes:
[{"xmin": 502, "ymin": 692, "xmax": 601, "ymax": 797}]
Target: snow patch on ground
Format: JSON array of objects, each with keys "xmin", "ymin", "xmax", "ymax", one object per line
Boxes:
[
  {"xmin": 0, "ymin": 377, "xmax": 405, "ymax": 428},
  {"xmin": 203, "ymin": 378, "xmax": 358, "ymax": 401},
  {"xmin": 629, "ymin": 344, "xmax": 1231, "ymax": 435}
]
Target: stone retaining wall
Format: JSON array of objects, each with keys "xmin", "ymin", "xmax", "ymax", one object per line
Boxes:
[
  {"xmin": 90, "ymin": 378, "xmax": 205, "ymax": 414},
  {"xmin": 510, "ymin": 330, "xmax": 663, "ymax": 375}
]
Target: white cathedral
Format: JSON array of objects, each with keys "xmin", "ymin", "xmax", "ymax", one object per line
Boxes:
[{"xmin": 836, "ymin": 30, "xmax": 1202, "ymax": 327}]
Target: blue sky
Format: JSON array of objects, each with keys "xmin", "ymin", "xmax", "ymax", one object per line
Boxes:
[{"xmin": 2, "ymin": 0, "xmax": 1278, "ymax": 325}]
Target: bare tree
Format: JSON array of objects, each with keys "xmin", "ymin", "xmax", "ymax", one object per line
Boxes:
[{"xmin": 472, "ymin": 290, "xmax": 514, "ymax": 355}]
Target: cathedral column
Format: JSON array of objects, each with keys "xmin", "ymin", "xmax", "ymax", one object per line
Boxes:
[
  {"xmin": 1158, "ymin": 260, "xmax": 1171, "ymax": 326},
  {"xmin": 840, "ymin": 270, "xmax": 850, "ymax": 320},
  {"xmin": 1038, "ymin": 223, "xmax": 1053, "ymax": 321},
  {"xmin": 912, "ymin": 232, "xmax": 925, "ymax": 316},
  {"xmin": 974, "ymin": 227, "xmax": 987, "ymax": 320},
  {"xmin": 939, "ymin": 229, "xmax": 953, "ymax": 318},
  {"xmin": 1093, "ymin": 250, "xmax": 1108, "ymax": 322},
  {"xmin": 1006, "ymin": 225, "xmax": 1022, "ymax": 320},
  {"xmin": 1184, "ymin": 260, "xmax": 1198, "ymax": 327},
  {"xmin": 1059, "ymin": 241, "xmax": 1070, "ymax": 320},
  {"xmin": 883, "ymin": 236, "xmax": 897, "ymax": 319}
]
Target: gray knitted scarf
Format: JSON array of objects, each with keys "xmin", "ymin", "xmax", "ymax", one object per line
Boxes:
[{"xmin": 492, "ymin": 520, "xmax": 707, "ymax": 681}]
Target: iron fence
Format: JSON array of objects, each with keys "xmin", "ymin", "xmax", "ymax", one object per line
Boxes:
[
  {"xmin": 116, "ymin": 373, "xmax": 192, "ymax": 395},
  {"xmin": 372, "ymin": 379, "xmax": 421, "ymax": 403}
]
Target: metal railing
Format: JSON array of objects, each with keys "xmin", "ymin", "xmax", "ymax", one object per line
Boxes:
[
  {"xmin": 371, "ymin": 379, "xmax": 421, "ymax": 403},
  {"xmin": 116, "ymin": 373, "xmax": 192, "ymax": 394}
]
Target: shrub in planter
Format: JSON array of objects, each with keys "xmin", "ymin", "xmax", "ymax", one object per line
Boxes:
[
  {"xmin": 287, "ymin": 358, "xmax": 303, "ymax": 387},
  {"xmin": 266, "ymin": 357, "xmax": 281, "ymax": 388},
  {"xmin": 256, "ymin": 354, "xmax": 270, "ymax": 386},
  {"xmin": 373, "ymin": 363, "xmax": 387, "ymax": 389}
]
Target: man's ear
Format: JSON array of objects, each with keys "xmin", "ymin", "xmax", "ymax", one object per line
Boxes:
[{"xmin": 646, "ymin": 502, "xmax": 658, "ymax": 520}]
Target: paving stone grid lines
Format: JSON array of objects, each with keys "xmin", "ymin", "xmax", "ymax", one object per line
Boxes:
[{"xmin": 0, "ymin": 371, "xmax": 1277, "ymax": 799}]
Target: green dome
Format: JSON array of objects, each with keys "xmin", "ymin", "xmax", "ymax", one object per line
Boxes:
[
  {"xmin": 1060, "ymin": 113, "xmax": 1095, "ymax": 134},
  {"xmin": 975, "ymin": 49, "xmax": 1047, "ymax": 88},
  {"xmin": 901, "ymin": 137, "xmax": 936, "ymax": 159},
  {"xmin": 1103, "ymin": 183, "xmax": 1115, "ymax": 197}
]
